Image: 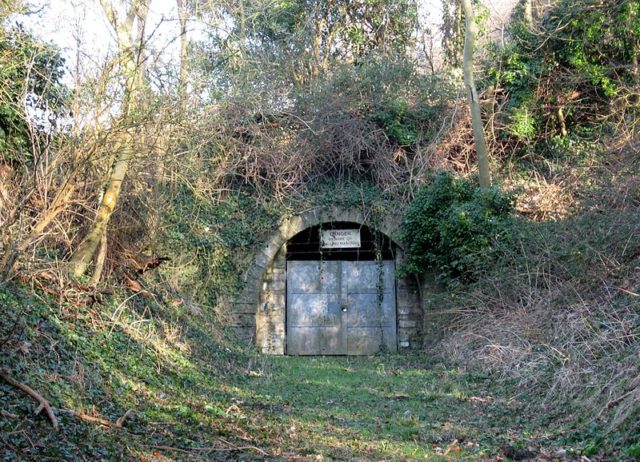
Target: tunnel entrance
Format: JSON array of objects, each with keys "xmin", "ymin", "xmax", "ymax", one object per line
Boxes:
[{"xmin": 285, "ymin": 222, "xmax": 398, "ymax": 355}]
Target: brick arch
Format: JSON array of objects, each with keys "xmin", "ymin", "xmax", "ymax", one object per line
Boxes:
[{"xmin": 230, "ymin": 207, "xmax": 422, "ymax": 353}]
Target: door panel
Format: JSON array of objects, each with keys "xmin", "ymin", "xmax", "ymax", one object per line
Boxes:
[
  {"xmin": 287, "ymin": 261, "xmax": 346, "ymax": 355},
  {"xmin": 346, "ymin": 293, "xmax": 395, "ymax": 327},
  {"xmin": 344, "ymin": 261, "xmax": 395, "ymax": 294},
  {"xmin": 287, "ymin": 294, "xmax": 340, "ymax": 327},
  {"xmin": 347, "ymin": 326, "xmax": 397, "ymax": 355},
  {"xmin": 286, "ymin": 260, "xmax": 396, "ymax": 355},
  {"xmin": 287, "ymin": 326, "xmax": 344, "ymax": 355},
  {"xmin": 344, "ymin": 261, "xmax": 397, "ymax": 354},
  {"xmin": 287, "ymin": 261, "xmax": 339, "ymax": 294}
]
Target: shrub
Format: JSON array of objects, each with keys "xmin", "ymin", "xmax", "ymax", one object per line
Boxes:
[
  {"xmin": 487, "ymin": 0, "xmax": 640, "ymax": 154},
  {"xmin": 400, "ymin": 173, "xmax": 514, "ymax": 280}
]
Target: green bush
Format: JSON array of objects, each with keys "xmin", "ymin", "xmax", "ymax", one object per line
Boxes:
[
  {"xmin": 487, "ymin": 0, "xmax": 640, "ymax": 150},
  {"xmin": 400, "ymin": 173, "xmax": 514, "ymax": 281},
  {"xmin": 371, "ymin": 98, "xmax": 440, "ymax": 146}
]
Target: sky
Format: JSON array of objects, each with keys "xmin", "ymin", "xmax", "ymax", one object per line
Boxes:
[{"xmin": 16, "ymin": 0, "xmax": 517, "ymax": 83}]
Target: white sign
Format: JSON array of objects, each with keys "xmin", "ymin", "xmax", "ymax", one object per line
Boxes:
[{"xmin": 320, "ymin": 229, "xmax": 361, "ymax": 249}]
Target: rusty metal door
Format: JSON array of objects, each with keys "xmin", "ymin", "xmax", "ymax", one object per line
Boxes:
[{"xmin": 286, "ymin": 260, "xmax": 396, "ymax": 355}]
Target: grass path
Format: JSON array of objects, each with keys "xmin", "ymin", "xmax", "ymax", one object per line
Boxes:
[
  {"xmin": 2, "ymin": 348, "xmax": 581, "ymax": 461},
  {"xmin": 205, "ymin": 355, "xmax": 556, "ymax": 461}
]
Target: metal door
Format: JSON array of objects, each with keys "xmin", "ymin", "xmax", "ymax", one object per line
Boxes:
[{"xmin": 286, "ymin": 260, "xmax": 397, "ymax": 355}]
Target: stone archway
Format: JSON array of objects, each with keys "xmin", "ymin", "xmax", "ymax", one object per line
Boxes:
[{"xmin": 230, "ymin": 207, "xmax": 422, "ymax": 354}]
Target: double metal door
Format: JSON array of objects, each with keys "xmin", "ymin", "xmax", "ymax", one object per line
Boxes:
[{"xmin": 286, "ymin": 260, "xmax": 397, "ymax": 355}]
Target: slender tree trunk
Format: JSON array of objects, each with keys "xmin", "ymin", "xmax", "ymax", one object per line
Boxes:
[
  {"xmin": 70, "ymin": 0, "xmax": 147, "ymax": 278},
  {"xmin": 311, "ymin": 14, "xmax": 325, "ymax": 79},
  {"xmin": 461, "ymin": 0, "xmax": 491, "ymax": 190},
  {"xmin": 176, "ymin": 0, "xmax": 189, "ymax": 95},
  {"xmin": 454, "ymin": 0, "xmax": 463, "ymax": 67},
  {"xmin": 89, "ymin": 229, "xmax": 108, "ymax": 286},
  {"xmin": 70, "ymin": 136, "xmax": 133, "ymax": 277},
  {"xmin": 523, "ymin": 0, "xmax": 533, "ymax": 28},
  {"xmin": 442, "ymin": 0, "xmax": 463, "ymax": 68}
]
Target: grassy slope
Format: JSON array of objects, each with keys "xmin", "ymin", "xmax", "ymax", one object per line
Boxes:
[
  {"xmin": 427, "ymin": 139, "xmax": 640, "ymax": 459},
  {"xmin": 2, "ymin": 277, "xmax": 637, "ymax": 461}
]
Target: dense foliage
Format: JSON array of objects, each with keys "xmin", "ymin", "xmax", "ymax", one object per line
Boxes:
[
  {"xmin": 489, "ymin": 0, "xmax": 640, "ymax": 153},
  {"xmin": 400, "ymin": 173, "xmax": 514, "ymax": 280}
]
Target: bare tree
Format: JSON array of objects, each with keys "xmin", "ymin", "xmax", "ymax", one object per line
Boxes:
[
  {"xmin": 69, "ymin": 0, "xmax": 149, "ymax": 278},
  {"xmin": 176, "ymin": 0, "xmax": 189, "ymax": 96},
  {"xmin": 523, "ymin": 0, "xmax": 533, "ymax": 27}
]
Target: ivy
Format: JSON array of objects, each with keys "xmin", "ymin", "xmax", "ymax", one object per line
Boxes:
[
  {"xmin": 488, "ymin": 0, "xmax": 640, "ymax": 151},
  {"xmin": 400, "ymin": 173, "xmax": 514, "ymax": 281}
]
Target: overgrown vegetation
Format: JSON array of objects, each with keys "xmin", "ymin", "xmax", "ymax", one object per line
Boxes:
[
  {"xmin": 400, "ymin": 172, "xmax": 514, "ymax": 280},
  {"xmin": 1, "ymin": 0, "xmax": 639, "ymax": 460},
  {"xmin": 3, "ymin": 282, "xmax": 624, "ymax": 460},
  {"xmin": 414, "ymin": 1, "xmax": 640, "ymax": 457},
  {"xmin": 487, "ymin": 0, "xmax": 640, "ymax": 158}
]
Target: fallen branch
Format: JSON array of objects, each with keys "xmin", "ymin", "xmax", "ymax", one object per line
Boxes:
[
  {"xmin": 0, "ymin": 369, "xmax": 59, "ymax": 430},
  {"xmin": 1, "ymin": 410, "xmax": 18, "ymax": 419},
  {"xmin": 67, "ymin": 409, "xmax": 132, "ymax": 429},
  {"xmin": 618, "ymin": 287, "xmax": 639, "ymax": 297},
  {"xmin": 151, "ymin": 443, "xmax": 269, "ymax": 457},
  {"xmin": 218, "ymin": 436, "xmax": 269, "ymax": 456},
  {"xmin": 597, "ymin": 374, "xmax": 640, "ymax": 417}
]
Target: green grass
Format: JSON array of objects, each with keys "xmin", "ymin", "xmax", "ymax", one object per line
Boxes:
[
  {"xmin": 0, "ymin": 283, "xmax": 632, "ymax": 461},
  {"xmin": 240, "ymin": 356, "xmax": 515, "ymax": 461}
]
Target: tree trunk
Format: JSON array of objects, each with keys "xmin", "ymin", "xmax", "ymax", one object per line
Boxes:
[
  {"xmin": 89, "ymin": 229, "xmax": 108, "ymax": 286},
  {"xmin": 453, "ymin": 0, "xmax": 463, "ymax": 67},
  {"xmin": 176, "ymin": 0, "xmax": 189, "ymax": 95},
  {"xmin": 523, "ymin": 0, "xmax": 533, "ymax": 28},
  {"xmin": 70, "ymin": 136, "xmax": 133, "ymax": 277},
  {"xmin": 461, "ymin": 0, "xmax": 491, "ymax": 191},
  {"xmin": 69, "ymin": 0, "xmax": 147, "ymax": 278},
  {"xmin": 311, "ymin": 14, "xmax": 325, "ymax": 79}
]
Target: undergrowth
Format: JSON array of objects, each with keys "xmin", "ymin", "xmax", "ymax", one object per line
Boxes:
[
  {"xmin": 427, "ymin": 176, "xmax": 640, "ymax": 455},
  {"xmin": 0, "ymin": 282, "xmax": 255, "ymax": 460},
  {"xmin": 4, "ymin": 280, "xmax": 627, "ymax": 461}
]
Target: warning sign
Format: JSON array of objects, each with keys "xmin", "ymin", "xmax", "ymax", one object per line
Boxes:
[{"xmin": 320, "ymin": 229, "xmax": 361, "ymax": 249}]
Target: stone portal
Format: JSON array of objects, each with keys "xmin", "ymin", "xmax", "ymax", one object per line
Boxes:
[{"xmin": 230, "ymin": 208, "xmax": 423, "ymax": 355}]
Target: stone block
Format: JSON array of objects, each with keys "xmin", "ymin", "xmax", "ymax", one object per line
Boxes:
[
  {"xmin": 231, "ymin": 326, "xmax": 255, "ymax": 342},
  {"xmin": 399, "ymin": 320, "xmax": 417, "ymax": 328},
  {"xmin": 235, "ymin": 290, "xmax": 259, "ymax": 305},
  {"xmin": 397, "ymin": 306, "xmax": 413, "ymax": 315},
  {"xmin": 253, "ymin": 251, "xmax": 272, "ymax": 270},
  {"xmin": 229, "ymin": 313, "xmax": 256, "ymax": 327},
  {"xmin": 264, "ymin": 293, "xmax": 285, "ymax": 306}
]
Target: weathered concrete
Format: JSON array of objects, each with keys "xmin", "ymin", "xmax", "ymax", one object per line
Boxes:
[{"xmin": 231, "ymin": 207, "xmax": 424, "ymax": 354}]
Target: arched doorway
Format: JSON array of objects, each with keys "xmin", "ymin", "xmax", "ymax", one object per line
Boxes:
[{"xmin": 230, "ymin": 207, "xmax": 422, "ymax": 355}]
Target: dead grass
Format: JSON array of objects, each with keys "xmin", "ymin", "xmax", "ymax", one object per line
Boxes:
[{"xmin": 431, "ymin": 152, "xmax": 639, "ymax": 443}]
